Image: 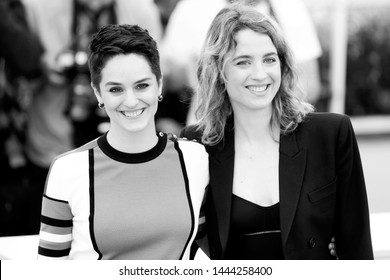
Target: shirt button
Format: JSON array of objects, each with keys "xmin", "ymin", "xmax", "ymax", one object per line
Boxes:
[
  {"xmin": 210, "ymin": 246, "xmax": 216, "ymax": 257},
  {"xmin": 308, "ymin": 237, "xmax": 316, "ymax": 248}
]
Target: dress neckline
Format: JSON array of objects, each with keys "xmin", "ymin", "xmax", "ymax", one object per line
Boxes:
[
  {"xmin": 97, "ymin": 132, "xmax": 167, "ymax": 164},
  {"xmin": 232, "ymin": 194, "xmax": 279, "ymax": 209}
]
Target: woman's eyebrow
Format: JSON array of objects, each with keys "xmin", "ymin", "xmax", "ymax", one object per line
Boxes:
[
  {"xmin": 232, "ymin": 55, "xmax": 252, "ymax": 62},
  {"xmin": 104, "ymin": 77, "xmax": 152, "ymax": 87},
  {"xmin": 232, "ymin": 52, "xmax": 278, "ymax": 62}
]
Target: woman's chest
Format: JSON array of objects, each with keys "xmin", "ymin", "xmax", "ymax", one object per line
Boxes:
[{"xmin": 232, "ymin": 147, "xmax": 280, "ymax": 206}]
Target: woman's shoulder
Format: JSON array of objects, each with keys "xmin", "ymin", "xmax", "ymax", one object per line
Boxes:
[
  {"xmin": 301, "ymin": 112, "xmax": 351, "ymax": 128},
  {"xmin": 51, "ymin": 138, "xmax": 99, "ymax": 168},
  {"xmin": 295, "ymin": 112, "xmax": 354, "ymax": 142},
  {"xmin": 306, "ymin": 111, "xmax": 349, "ymax": 121},
  {"xmin": 171, "ymin": 132, "xmax": 209, "ymax": 170},
  {"xmin": 167, "ymin": 131, "xmax": 205, "ymax": 152}
]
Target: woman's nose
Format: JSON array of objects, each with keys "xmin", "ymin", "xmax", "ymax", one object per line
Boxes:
[
  {"xmin": 123, "ymin": 91, "xmax": 139, "ymax": 108},
  {"xmin": 251, "ymin": 62, "xmax": 268, "ymax": 79}
]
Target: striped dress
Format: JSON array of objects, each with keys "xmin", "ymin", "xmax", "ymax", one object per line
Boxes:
[{"xmin": 37, "ymin": 132, "xmax": 208, "ymax": 259}]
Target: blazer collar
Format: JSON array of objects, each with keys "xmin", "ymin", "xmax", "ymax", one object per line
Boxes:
[
  {"xmin": 206, "ymin": 118, "xmax": 235, "ymax": 251},
  {"xmin": 208, "ymin": 119, "xmax": 307, "ymax": 253},
  {"xmin": 279, "ymin": 131, "xmax": 307, "ymax": 247},
  {"xmin": 207, "ymin": 117, "xmax": 235, "ymax": 163}
]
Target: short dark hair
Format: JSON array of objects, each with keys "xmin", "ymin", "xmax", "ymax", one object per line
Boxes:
[{"xmin": 88, "ymin": 24, "xmax": 161, "ymax": 91}]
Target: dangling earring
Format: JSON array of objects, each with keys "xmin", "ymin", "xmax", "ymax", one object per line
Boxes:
[
  {"xmin": 158, "ymin": 95, "xmax": 163, "ymax": 102},
  {"xmin": 98, "ymin": 102, "xmax": 104, "ymax": 108}
]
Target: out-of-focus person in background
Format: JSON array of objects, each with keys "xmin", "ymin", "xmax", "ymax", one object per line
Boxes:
[
  {"xmin": 152, "ymin": 0, "xmax": 187, "ymax": 136},
  {"xmin": 154, "ymin": 0, "xmax": 181, "ymax": 29},
  {"xmin": 37, "ymin": 24, "xmax": 208, "ymax": 259},
  {"xmin": 182, "ymin": 3, "xmax": 373, "ymax": 260},
  {"xmin": 160, "ymin": 0, "xmax": 323, "ymax": 126},
  {"xmin": 21, "ymin": 0, "xmax": 163, "ymax": 234},
  {"xmin": 0, "ymin": 0, "xmax": 43, "ymax": 235}
]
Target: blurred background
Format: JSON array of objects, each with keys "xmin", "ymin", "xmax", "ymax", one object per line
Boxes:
[
  {"xmin": 0, "ymin": 0, "xmax": 389, "ymax": 259},
  {"xmin": 303, "ymin": 0, "xmax": 390, "ymax": 215}
]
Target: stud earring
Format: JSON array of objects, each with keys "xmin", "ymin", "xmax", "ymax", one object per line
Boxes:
[
  {"xmin": 158, "ymin": 95, "xmax": 163, "ymax": 102},
  {"xmin": 98, "ymin": 102, "xmax": 104, "ymax": 108}
]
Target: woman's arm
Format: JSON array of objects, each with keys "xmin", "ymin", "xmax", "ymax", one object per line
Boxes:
[
  {"xmin": 37, "ymin": 160, "xmax": 72, "ymax": 260},
  {"xmin": 335, "ymin": 116, "xmax": 374, "ymax": 259}
]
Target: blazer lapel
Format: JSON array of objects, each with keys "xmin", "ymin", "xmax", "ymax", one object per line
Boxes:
[
  {"xmin": 279, "ymin": 132, "xmax": 307, "ymax": 247},
  {"xmin": 208, "ymin": 119, "xmax": 307, "ymax": 254},
  {"xmin": 207, "ymin": 127, "xmax": 235, "ymax": 252}
]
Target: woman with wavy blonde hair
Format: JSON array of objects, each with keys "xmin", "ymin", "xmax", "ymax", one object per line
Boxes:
[
  {"xmin": 183, "ymin": 3, "xmax": 373, "ymax": 260},
  {"xmin": 194, "ymin": 3, "xmax": 313, "ymax": 145}
]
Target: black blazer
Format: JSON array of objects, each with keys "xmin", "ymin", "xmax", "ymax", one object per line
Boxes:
[{"xmin": 182, "ymin": 112, "xmax": 374, "ymax": 259}]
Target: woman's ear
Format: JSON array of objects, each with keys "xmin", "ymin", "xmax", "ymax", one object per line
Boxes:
[
  {"xmin": 91, "ymin": 82, "xmax": 102, "ymax": 104},
  {"xmin": 158, "ymin": 77, "xmax": 163, "ymax": 96}
]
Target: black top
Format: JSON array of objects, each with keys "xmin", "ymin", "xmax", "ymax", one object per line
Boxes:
[
  {"xmin": 182, "ymin": 113, "xmax": 374, "ymax": 259},
  {"xmin": 225, "ymin": 194, "xmax": 284, "ymax": 260}
]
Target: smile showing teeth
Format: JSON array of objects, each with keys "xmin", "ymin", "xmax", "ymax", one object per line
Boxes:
[
  {"xmin": 121, "ymin": 109, "xmax": 144, "ymax": 118},
  {"xmin": 247, "ymin": 85, "xmax": 268, "ymax": 92}
]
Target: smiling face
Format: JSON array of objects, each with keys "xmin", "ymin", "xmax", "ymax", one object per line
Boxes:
[
  {"xmin": 92, "ymin": 53, "xmax": 161, "ymax": 136},
  {"xmin": 224, "ymin": 28, "xmax": 281, "ymax": 116}
]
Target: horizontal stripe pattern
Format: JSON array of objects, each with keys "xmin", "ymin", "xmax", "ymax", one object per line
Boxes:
[
  {"xmin": 39, "ymin": 231, "xmax": 72, "ymax": 243},
  {"xmin": 41, "ymin": 215, "xmax": 72, "ymax": 227},
  {"xmin": 41, "ymin": 195, "xmax": 73, "ymax": 221},
  {"xmin": 38, "ymin": 247, "xmax": 71, "ymax": 258},
  {"xmin": 39, "ymin": 238, "xmax": 72, "ymax": 251},
  {"xmin": 36, "ymin": 136, "xmax": 208, "ymax": 260},
  {"xmin": 38, "ymin": 195, "xmax": 73, "ymax": 259}
]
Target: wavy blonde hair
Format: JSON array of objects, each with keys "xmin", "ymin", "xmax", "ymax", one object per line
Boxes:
[{"xmin": 194, "ymin": 3, "xmax": 314, "ymax": 145}]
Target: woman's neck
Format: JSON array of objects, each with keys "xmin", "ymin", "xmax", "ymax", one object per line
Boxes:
[
  {"xmin": 106, "ymin": 127, "xmax": 159, "ymax": 153},
  {"xmin": 233, "ymin": 108, "xmax": 279, "ymax": 144}
]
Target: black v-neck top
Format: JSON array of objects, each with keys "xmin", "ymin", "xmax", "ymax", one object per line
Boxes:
[{"xmin": 225, "ymin": 194, "xmax": 284, "ymax": 259}]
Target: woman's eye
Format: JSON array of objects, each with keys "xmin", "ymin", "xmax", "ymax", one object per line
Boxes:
[
  {"xmin": 264, "ymin": 57, "xmax": 277, "ymax": 64},
  {"xmin": 136, "ymin": 83, "xmax": 149, "ymax": 89},
  {"xmin": 236, "ymin": 60, "xmax": 251, "ymax": 66},
  {"xmin": 109, "ymin": 87, "xmax": 123, "ymax": 93}
]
